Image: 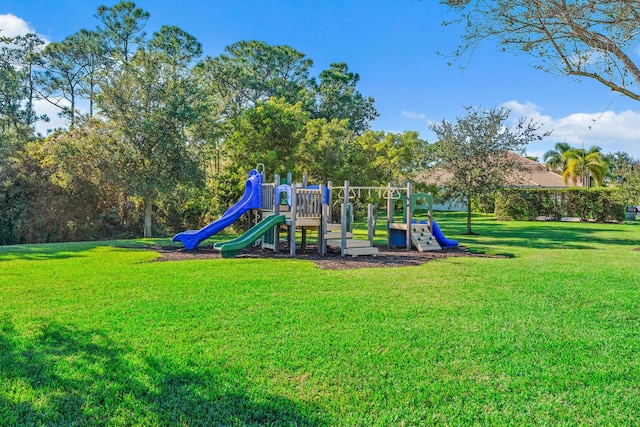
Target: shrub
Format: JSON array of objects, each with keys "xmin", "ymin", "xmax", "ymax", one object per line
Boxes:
[{"xmin": 495, "ymin": 188, "xmax": 625, "ymax": 222}]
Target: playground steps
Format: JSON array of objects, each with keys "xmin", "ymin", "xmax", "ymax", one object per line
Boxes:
[
  {"xmin": 324, "ymin": 231, "xmax": 353, "ymax": 239},
  {"xmin": 324, "ymin": 222, "xmax": 378, "ymax": 257},
  {"xmin": 411, "ymin": 224, "xmax": 442, "ymax": 252},
  {"xmin": 326, "ymin": 238, "xmax": 371, "ymax": 248},
  {"xmin": 344, "ymin": 246, "xmax": 379, "ymax": 257}
]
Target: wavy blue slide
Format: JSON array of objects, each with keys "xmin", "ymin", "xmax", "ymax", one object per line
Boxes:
[
  {"xmin": 431, "ymin": 220, "xmax": 459, "ymax": 249},
  {"xmin": 172, "ymin": 170, "xmax": 262, "ymax": 250}
]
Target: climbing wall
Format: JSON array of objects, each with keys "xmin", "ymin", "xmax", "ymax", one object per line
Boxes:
[{"xmin": 411, "ymin": 224, "xmax": 442, "ymax": 252}]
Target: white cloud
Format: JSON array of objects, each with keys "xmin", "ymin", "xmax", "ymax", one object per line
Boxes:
[
  {"xmin": 502, "ymin": 100, "xmax": 640, "ymax": 159},
  {"xmin": 402, "ymin": 110, "xmax": 427, "ymax": 121},
  {"xmin": 0, "ymin": 13, "xmax": 36, "ymax": 37},
  {"xmin": 33, "ymin": 98, "xmax": 69, "ymax": 136}
]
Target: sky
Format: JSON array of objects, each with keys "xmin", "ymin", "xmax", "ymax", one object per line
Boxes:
[{"xmin": 2, "ymin": 0, "xmax": 640, "ymax": 160}]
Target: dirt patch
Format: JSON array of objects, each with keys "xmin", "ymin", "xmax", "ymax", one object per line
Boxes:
[{"xmin": 151, "ymin": 244, "xmax": 505, "ymax": 270}]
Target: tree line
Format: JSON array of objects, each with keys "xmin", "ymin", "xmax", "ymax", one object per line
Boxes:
[
  {"xmin": 2, "ymin": 1, "xmax": 640, "ymax": 244},
  {"xmin": 0, "ymin": 1, "xmax": 429, "ymax": 244}
]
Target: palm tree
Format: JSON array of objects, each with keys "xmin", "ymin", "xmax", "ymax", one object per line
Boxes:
[
  {"xmin": 561, "ymin": 146, "xmax": 607, "ymax": 187},
  {"xmin": 543, "ymin": 142, "xmax": 572, "ymax": 173}
]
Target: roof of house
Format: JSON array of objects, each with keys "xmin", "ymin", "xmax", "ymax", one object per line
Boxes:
[{"xmin": 417, "ymin": 152, "xmax": 577, "ymax": 189}]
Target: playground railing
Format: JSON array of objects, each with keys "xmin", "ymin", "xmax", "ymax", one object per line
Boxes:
[
  {"xmin": 261, "ymin": 183, "xmax": 275, "ymax": 211},
  {"xmin": 295, "ymin": 188, "xmax": 322, "ymax": 219}
]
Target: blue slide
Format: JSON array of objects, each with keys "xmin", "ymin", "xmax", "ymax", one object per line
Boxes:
[
  {"xmin": 172, "ymin": 170, "xmax": 262, "ymax": 250},
  {"xmin": 431, "ymin": 220, "xmax": 459, "ymax": 249}
]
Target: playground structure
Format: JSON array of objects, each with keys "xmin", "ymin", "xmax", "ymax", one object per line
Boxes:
[{"xmin": 173, "ymin": 168, "xmax": 458, "ymax": 257}]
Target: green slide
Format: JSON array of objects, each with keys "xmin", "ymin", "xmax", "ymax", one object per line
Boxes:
[{"xmin": 214, "ymin": 215, "xmax": 286, "ymax": 258}]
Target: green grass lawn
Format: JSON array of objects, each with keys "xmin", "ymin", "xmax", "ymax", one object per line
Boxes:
[{"xmin": 1, "ymin": 213, "xmax": 639, "ymax": 426}]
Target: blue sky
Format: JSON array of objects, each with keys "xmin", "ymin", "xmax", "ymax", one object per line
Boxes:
[{"xmin": 3, "ymin": 0, "xmax": 640, "ymax": 159}]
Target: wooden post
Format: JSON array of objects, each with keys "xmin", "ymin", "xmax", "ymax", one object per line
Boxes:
[
  {"xmin": 406, "ymin": 182, "xmax": 412, "ymax": 251},
  {"xmin": 287, "ymin": 172, "xmax": 292, "ymax": 185},
  {"xmin": 290, "ymin": 183, "xmax": 297, "ymax": 256},
  {"xmin": 428, "ymin": 191, "xmax": 433, "ymax": 234},
  {"xmin": 319, "ymin": 184, "xmax": 326, "ymax": 255},
  {"xmin": 340, "ymin": 203, "xmax": 346, "ymax": 258},
  {"xmin": 368, "ymin": 203, "xmax": 374, "ymax": 245},
  {"xmin": 273, "ymin": 174, "xmax": 280, "ymax": 254},
  {"xmin": 386, "ymin": 183, "xmax": 393, "ymax": 248},
  {"xmin": 341, "ymin": 180, "xmax": 349, "ymax": 257},
  {"xmin": 327, "ymin": 181, "xmax": 333, "ymax": 223}
]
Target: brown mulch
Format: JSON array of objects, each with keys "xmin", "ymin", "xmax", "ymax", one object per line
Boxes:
[{"xmin": 152, "ymin": 244, "xmax": 506, "ymax": 270}]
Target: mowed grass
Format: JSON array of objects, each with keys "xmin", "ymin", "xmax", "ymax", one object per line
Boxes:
[{"xmin": 1, "ymin": 213, "xmax": 639, "ymax": 426}]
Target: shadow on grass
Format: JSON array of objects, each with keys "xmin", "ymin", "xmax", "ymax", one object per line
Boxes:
[
  {"xmin": 0, "ymin": 317, "xmax": 325, "ymax": 426},
  {"xmin": 0, "ymin": 242, "xmax": 97, "ymax": 262},
  {"xmin": 431, "ymin": 212, "xmax": 639, "ymax": 251},
  {"xmin": 0, "ymin": 239, "xmax": 180, "ymax": 262},
  {"xmin": 472, "ymin": 222, "xmax": 638, "ymax": 250}
]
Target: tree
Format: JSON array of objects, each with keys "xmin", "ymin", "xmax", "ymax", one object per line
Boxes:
[
  {"xmin": 225, "ymin": 97, "xmax": 309, "ymax": 177},
  {"xmin": 0, "ymin": 47, "xmax": 30, "ymax": 140},
  {"xmin": 543, "ymin": 141, "xmax": 572, "ymax": 174},
  {"xmin": 440, "ymin": 0, "xmax": 640, "ymax": 101},
  {"xmin": 296, "ymin": 118, "xmax": 353, "ymax": 183},
  {"xmin": 96, "ymin": 1, "xmax": 149, "ymax": 64},
  {"xmin": 0, "ymin": 31, "xmax": 46, "ymax": 137},
  {"xmin": 74, "ymin": 29, "xmax": 109, "ymax": 118},
  {"xmin": 561, "ymin": 146, "xmax": 607, "ymax": 187},
  {"xmin": 347, "ymin": 130, "xmax": 429, "ymax": 185},
  {"xmin": 313, "ymin": 62, "xmax": 378, "ymax": 134},
  {"xmin": 98, "ymin": 26, "xmax": 203, "ymax": 238},
  {"xmin": 605, "ymin": 150, "xmax": 636, "ymax": 185},
  {"xmin": 40, "ymin": 35, "xmax": 90, "ymax": 129},
  {"xmin": 429, "ymin": 106, "xmax": 547, "ymax": 234},
  {"xmin": 616, "ymin": 157, "xmax": 640, "ymax": 203},
  {"xmin": 206, "ymin": 40, "xmax": 314, "ymax": 116}
]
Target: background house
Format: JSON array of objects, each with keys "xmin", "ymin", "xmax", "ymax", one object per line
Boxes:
[{"xmin": 418, "ymin": 153, "xmax": 576, "ymax": 211}]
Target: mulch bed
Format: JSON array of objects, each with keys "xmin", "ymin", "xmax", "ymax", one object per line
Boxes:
[{"xmin": 152, "ymin": 244, "xmax": 505, "ymax": 270}]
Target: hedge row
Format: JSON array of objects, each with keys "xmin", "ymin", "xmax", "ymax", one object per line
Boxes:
[{"xmin": 495, "ymin": 188, "xmax": 625, "ymax": 222}]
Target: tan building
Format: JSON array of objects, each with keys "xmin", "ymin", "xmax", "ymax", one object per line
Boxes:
[
  {"xmin": 417, "ymin": 153, "xmax": 576, "ymax": 211},
  {"xmin": 506, "ymin": 155, "xmax": 578, "ymax": 188}
]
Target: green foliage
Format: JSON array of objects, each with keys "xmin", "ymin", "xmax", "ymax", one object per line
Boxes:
[
  {"xmin": 561, "ymin": 146, "xmax": 607, "ymax": 187},
  {"xmin": 0, "ymin": 123, "xmax": 143, "ymax": 244},
  {"xmin": 312, "ymin": 62, "xmax": 378, "ymax": 134},
  {"xmin": 97, "ymin": 25, "xmax": 204, "ymax": 237},
  {"xmin": 226, "ymin": 97, "xmax": 309, "ymax": 178},
  {"xmin": 296, "ymin": 117, "xmax": 353, "ymax": 183},
  {"xmin": 495, "ymin": 188, "xmax": 625, "ymax": 222},
  {"xmin": 428, "ymin": 106, "xmax": 546, "ymax": 233},
  {"xmin": 210, "ymin": 165, "xmax": 243, "ymax": 218},
  {"xmin": 1, "ymin": 2, "xmax": 422, "ymax": 244},
  {"xmin": 96, "ymin": 0, "xmax": 149, "ymax": 63},
  {"xmin": 208, "ymin": 40, "xmax": 314, "ymax": 116},
  {"xmin": 348, "ymin": 130, "xmax": 429, "ymax": 185},
  {"xmin": 543, "ymin": 142, "xmax": 572, "ymax": 174},
  {"xmin": 0, "ymin": 32, "xmax": 44, "ymax": 138}
]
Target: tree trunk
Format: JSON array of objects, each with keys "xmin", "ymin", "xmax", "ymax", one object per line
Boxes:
[
  {"xmin": 144, "ymin": 195, "xmax": 153, "ymax": 238},
  {"xmin": 466, "ymin": 196, "xmax": 473, "ymax": 234}
]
